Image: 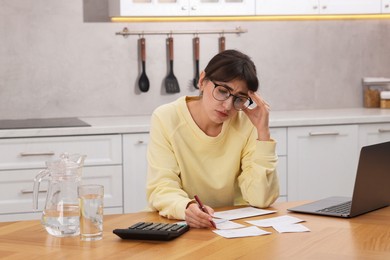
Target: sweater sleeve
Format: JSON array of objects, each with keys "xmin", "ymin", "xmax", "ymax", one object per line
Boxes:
[
  {"xmin": 237, "ymin": 129, "xmax": 280, "ymax": 208},
  {"xmin": 145, "ymin": 111, "xmax": 192, "ymax": 220}
]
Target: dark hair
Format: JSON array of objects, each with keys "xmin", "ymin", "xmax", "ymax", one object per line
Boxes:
[{"xmin": 203, "ymin": 49, "xmax": 259, "ymax": 92}]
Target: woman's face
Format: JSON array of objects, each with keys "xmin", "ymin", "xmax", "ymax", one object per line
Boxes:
[{"xmin": 200, "ymin": 76, "xmax": 249, "ymax": 125}]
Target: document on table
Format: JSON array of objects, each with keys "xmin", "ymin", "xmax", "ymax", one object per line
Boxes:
[
  {"xmin": 213, "ymin": 226, "xmax": 271, "ymax": 238},
  {"xmin": 213, "ymin": 218, "xmax": 245, "ymax": 230},
  {"xmin": 213, "ymin": 207, "xmax": 276, "ymax": 220},
  {"xmin": 246, "ymin": 215, "xmax": 304, "ymax": 227},
  {"xmin": 246, "ymin": 215, "xmax": 310, "ymax": 233}
]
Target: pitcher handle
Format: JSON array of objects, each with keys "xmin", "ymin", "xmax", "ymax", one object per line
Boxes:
[{"xmin": 33, "ymin": 169, "xmax": 50, "ymax": 210}]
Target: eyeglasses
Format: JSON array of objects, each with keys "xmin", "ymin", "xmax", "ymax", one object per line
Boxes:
[{"xmin": 211, "ymin": 81, "xmax": 253, "ymax": 111}]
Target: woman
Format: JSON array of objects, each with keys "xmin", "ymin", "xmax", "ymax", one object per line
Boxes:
[{"xmin": 146, "ymin": 49, "xmax": 279, "ymax": 228}]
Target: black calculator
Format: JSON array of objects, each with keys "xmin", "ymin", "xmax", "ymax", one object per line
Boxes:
[{"xmin": 113, "ymin": 222, "xmax": 190, "ymax": 241}]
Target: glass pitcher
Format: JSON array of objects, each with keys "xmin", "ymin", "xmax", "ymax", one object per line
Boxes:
[{"xmin": 33, "ymin": 153, "xmax": 86, "ymax": 237}]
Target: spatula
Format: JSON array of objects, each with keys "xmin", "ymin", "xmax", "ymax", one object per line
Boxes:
[
  {"xmin": 164, "ymin": 37, "xmax": 180, "ymax": 94},
  {"xmin": 192, "ymin": 36, "xmax": 200, "ymax": 89}
]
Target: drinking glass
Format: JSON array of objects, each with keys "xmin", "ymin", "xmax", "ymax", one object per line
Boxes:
[{"xmin": 78, "ymin": 184, "xmax": 104, "ymax": 241}]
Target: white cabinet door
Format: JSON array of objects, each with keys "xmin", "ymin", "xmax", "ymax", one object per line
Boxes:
[
  {"xmin": 319, "ymin": 0, "xmax": 382, "ymax": 14},
  {"xmin": 192, "ymin": 0, "xmax": 255, "ymax": 16},
  {"xmin": 256, "ymin": 0, "xmax": 319, "ymax": 15},
  {"xmin": 358, "ymin": 123, "xmax": 390, "ymax": 148},
  {"xmin": 109, "ymin": 0, "xmax": 189, "ymax": 17},
  {"xmin": 287, "ymin": 125, "xmax": 359, "ymax": 201},
  {"xmin": 109, "ymin": 0, "xmax": 255, "ymax": 17},
  {"xmin": 123, "ymin": 133, "xmax": 149, "ymax": 213},
  {"xmin": 255, "ymin": 0, "xmax": 382, "ymax": 15}
]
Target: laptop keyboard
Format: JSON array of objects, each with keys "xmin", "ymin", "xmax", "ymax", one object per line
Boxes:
[{"xmin": 316, "ymin": 201, "xmax": 352, "ymax": 214}]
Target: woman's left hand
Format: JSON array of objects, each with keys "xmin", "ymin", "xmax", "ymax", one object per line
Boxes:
[{"xmin": 243, "ymin": 91, "xmax": 271, "ymax": 141}]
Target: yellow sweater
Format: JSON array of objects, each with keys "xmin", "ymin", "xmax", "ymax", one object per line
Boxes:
[{"xmin": 146, "ymin": 96, "xmax": 279, "ymax": 220}]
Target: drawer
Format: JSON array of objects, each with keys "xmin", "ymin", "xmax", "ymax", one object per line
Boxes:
[
  {"xmin": 270, "ymin": 127, "xmax": 287, "ymax": 156},
  {"xmin": 359, "ymin": 123, "xmax": 390, "ymax": 147},
  {"xmin": 0, "ymin": 135, "xmax": 122, "ymax": 170},
  {"xmin": 0, "ymin": 165, "xmax": 123, "ymax": 215}
]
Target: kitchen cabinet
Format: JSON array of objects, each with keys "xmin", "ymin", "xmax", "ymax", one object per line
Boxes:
[
  {"xmin": 256, "ymin": 0, "xmax": 382, "ymax": 15},
  {"xmin": 0, "ymin": 135, "xmax": 123, "ymax": 222},
  {"xmin": 0, "ymin": 111, "xmax": 389, "ymax": 221},
  {"xmin": 108, "ymin": 0, "xmax": 256, "ymax": 17},
  {"xmin": 319, "ymin": 0, "xmax": 381, "ymax": 15},
  {"xmin": 122, "ymin": 133, "xmax": 150, "ymax": 213},
  {"xmin": 109, "ymin": 0, "xmax": 390, "ymax": 17},
  {"xmin": 287, "ymin": 125, "xmax": 359, "ymax": 201},
  {"xmin": 256, "ymin": 0, "xmax": 319, "ymax": 15},
  {"xmin": 358, "ymin": 123, "xmax": 390, "ymax": 148}
]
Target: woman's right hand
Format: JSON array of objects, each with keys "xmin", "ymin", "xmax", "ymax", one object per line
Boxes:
[{"xmin": 185, "ymin": 203, "xmax": 215, "ymax": 228}]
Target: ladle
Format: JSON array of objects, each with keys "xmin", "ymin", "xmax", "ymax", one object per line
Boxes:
[{"xmin": 138, "ymin": 37, "xmax": 150, "ymax": 92}]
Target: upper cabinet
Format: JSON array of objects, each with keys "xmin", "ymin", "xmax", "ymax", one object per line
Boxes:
[
  {"xmin": 193, "ymin": 0, "xmax": 255, "ymax": 16},
  {"xmin": 318, "ymin": 0, "xmax": 381, "ymax": 15},
  {"xmin": 109, "ymin": 0, "xmax": 256, "ymax": 17},
  {"xmin": 256, "ymin": 0, "xmax": 383, "ymax": 15},
  {"xmin": 109, "ymin": 0, "xmax": 390, "ymax": 18},
  {"xmin": 255, "ymin": 0, "xmax": 319, "ymax": 15}
]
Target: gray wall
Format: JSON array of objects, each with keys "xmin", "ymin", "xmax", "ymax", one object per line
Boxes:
[{"xmin": 1, "ymin": 0, "xmax": 390, "ymax": 120}]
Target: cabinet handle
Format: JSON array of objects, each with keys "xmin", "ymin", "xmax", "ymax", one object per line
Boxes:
[
  {"xmin": 378, "ymin": 128, "xmax": 390, "ymax": 133},
  {"xmin": 21, "ymin": 189, "xmax": 47, "ymax": 194},
  {"xmin": 20, "ymin": 152, "xmax": 55, "ymax": 157},
  {"xmin": 138, "ymin": 140, "xmax": 144, "ymax": 144},
  {"xmin": 309, "ymin": 131, "xmax": 340, "ymax": 136}
]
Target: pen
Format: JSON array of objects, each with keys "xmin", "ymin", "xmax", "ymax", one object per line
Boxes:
[{"xmin": 194, "ymin": 195, "xmax": 217, "ymax": 229}]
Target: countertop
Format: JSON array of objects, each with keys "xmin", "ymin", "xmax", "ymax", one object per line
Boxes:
[
  {"xmin": 1, "ymin": 202, "xmax": 390, "ymax": 259},
  {"xmin": 1, "ymin": 108, "xmax": 390, "ymax": 138}
]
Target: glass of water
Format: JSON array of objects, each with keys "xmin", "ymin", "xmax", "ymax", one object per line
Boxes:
[{"xmin": 78, "ymin": 184, "xmax": 104, "ymax": 241}]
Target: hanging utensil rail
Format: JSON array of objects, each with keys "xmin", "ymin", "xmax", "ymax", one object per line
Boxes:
[{"xmin": 116, "ymin": 27, "xmax": 247, "ymax": 38}]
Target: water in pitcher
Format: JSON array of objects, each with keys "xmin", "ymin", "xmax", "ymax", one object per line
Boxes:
[
  {"xmin": 42, "ymin": 204, "xmax": 80, "ymax": 237},
  {"xmin": 33, "ymin": 153, "xmax": 86, "ymax": 237}
]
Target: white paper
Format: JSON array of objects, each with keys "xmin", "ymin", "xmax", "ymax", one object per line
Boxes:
[
  {"xmin": 246, "ymin": 215, "xmax": 304, "ymax": 227},
  {"xmin": 213, "ymin": 218, "xmax": 245, "ymax": 230},
  {"xmin": 213, "ymin": 226, "xmax": 271, "ymax": 238},
  {"xmin": 272, "ymin": 223, "xmax": 310, "ymax": 233},
  {"xmin": 213, "ymin": 207, "xmax": 276, "ymax": 220}
]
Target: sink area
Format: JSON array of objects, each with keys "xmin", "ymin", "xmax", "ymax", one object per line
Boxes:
[{"xmin": 0, "ymin": 117, "xmax": 91, "ymax": 129}]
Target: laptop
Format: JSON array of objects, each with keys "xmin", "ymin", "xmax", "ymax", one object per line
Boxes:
[{"xmin": 288, "ymin": 141, "xmax": 390, "ymax": 218}]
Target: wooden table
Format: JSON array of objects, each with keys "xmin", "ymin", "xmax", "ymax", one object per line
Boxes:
[{"xmin": 1, "ymin": 201, "xmax": 389, "ymax": 259}]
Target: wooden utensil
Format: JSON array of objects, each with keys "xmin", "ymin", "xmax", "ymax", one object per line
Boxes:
[
  {"xmin": 192, "ymin": 36, "xmax": 200, "ymax": 89},
  {"xmin": 219, "ymin": 36, "xmax": 225, "ymax": 53},
  {"xmin": 164, "ymin": 37, "xmax": 180, "ymax": 93},
  {"xmin": 138, "ymin": 37, "xmax": 150, "ymax": 92}
]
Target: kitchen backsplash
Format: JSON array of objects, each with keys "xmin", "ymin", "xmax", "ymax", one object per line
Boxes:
[{"xmin": 1, "ymin": 1, "xmax": 390, "ymax": 120}]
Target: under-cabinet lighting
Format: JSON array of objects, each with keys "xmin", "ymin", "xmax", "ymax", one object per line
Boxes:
[{"xmin": 111, "ymin": 14, "xmax": 390, "ymax": 22}]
